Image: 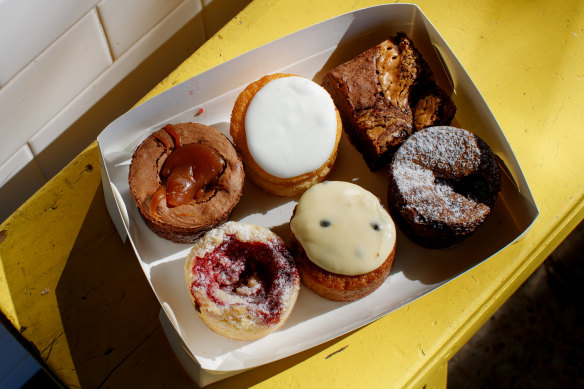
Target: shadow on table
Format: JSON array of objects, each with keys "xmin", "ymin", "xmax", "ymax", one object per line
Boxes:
[
  {"xmin": 54, "ymin": 184, "xmax": 189, "ymax": 387},
  {"xmin": 54, "ymin": 184, "xmax": 354, "ymax": 388}
]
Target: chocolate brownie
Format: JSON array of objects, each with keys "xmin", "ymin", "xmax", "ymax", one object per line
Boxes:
[{"xmin": 322, "ymin": 33, "xmax": 456, "ymax": 170}]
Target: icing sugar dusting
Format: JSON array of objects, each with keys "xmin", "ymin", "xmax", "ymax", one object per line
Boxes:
[
  {"xmin": 392, "ymin": 127, "xmax": 490, "ymax": 225},
  {"xmin": 189, "ymin": 221, "xmax": 276, "ymax": 257},
  {"xmin": 186, "ymin": 222, "xmax": 299, "ymax": 327}
]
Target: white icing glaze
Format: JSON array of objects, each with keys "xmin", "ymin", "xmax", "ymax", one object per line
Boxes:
[
  {"xmin": 244, "ymin": 76, "xmax": 338, "ymax": 178},
  {"xmin": 290, "ymin": 181, "xmax": 396, "ymax": 276}
]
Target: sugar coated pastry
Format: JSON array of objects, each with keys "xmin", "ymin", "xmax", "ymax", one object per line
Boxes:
[
  {"xmin": 185, "ymin": 222, "xmax": 300, "ymax": 340},
  {"xmin": 230, "ymin": 73, "xmax": 342, "ymax": 196},
  {"xmin": 129, "ymin": 122, "xmax": 244, "ymax": 243},
  {"xmin": 290, "ymin": 181, "xmax": 396, "ymax": 301},
  {"xmin": 387, "ymin": 126, "xmax": 501, "ymax": 248},
  {"xmin": 322, "ymin": 32, "xmax": 456, "ymax": 170}
]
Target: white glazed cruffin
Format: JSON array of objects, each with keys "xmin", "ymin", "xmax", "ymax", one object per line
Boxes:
[
  {"xmin": 185, "ymin": 221, "xmax": 300, "ymax": 340},
  {"xmin": 289, "ymin": 181, "xmax": 397, "ymax": 301},
  {"xmin": 230, "ymin": 73, "xmax": 342, "ymax": 197}
]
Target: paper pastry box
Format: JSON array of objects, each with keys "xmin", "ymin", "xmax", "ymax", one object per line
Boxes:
[{"xmin": 97, "ymin": 4, "xmax": 538, "ymax": 386}]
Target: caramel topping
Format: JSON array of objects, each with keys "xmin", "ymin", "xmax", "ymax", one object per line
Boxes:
[
  {"xmin": 414, "ymin": 94, "xmax": 440, "ymax": 130},
  {"xmin": 149, "ymin": 184, "xmax": 167, "ymax": 217},
  {"xmin": 377, "ymin": 40, "xmax": 406, "ymax": 108},
  {"xmin": 161, "ymin": 143, "xmax": 225, "ymax": 207},
  {"xmin": 164, "ymin": 123, "xmax": 182, "ymax": 148},
  {"xmin": 150, "ymin": 124, "xmax": 226, "ymax": 216},
  {"xmin": 376, "ymin": 38, "xmax": 422, "ymax": 112},
  {"xmin": 153, "ymin": 133, "xmax": 170, "ymax": 154},
  {"xmin": 160, "ymin": 143, "xmax": 225, "ymax": 207}
]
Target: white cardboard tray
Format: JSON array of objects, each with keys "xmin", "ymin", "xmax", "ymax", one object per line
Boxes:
[{"xmin": 97, "ymin": 4, "xmax": 538, "ymax": 386}]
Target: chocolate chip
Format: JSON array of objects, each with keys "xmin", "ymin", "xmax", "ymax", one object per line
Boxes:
[
  {"xmin": 320, "ymin": 220, "xmax": 331, "ymax": 227},
  {"xmin": 371, "ymin": 222, "xmax": 381, "ymax": 231}
]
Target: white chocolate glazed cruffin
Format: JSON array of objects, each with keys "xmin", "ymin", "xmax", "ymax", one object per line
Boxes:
[
  {"xmin": 290, "ymin": 181, "xmax": 397, "ymax": 301},
  {"xmin": 185, "ymin": 221, "xmax": 300, "ymax": 340}
]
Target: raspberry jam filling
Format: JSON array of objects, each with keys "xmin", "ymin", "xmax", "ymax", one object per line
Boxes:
[{"xmin": 190, "ymin": 235, "xmax": 297, "ymax": 326}]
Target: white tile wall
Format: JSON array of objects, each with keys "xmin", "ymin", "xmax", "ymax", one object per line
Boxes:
[
  {"xmin": 98, "ymin": 0, "xmax": 183, "ymax": 59},
  {"xmin": 0, "ymin": 0, "xmax": 100, "ymax": 86},
  {"xmin": 0, "ymin": 150, "xmax": 46, "ymax": 222},
  {"xmin": 29, "ymin": 0, "xmax": 205, "ymax": 170},
  {"xmin": 0, "ymin": 9, "xmax": 112, "ymax": 167},
  {"xmin": 0, "ymin": 0, "xmax": 256, "ymax": 204},
  {"xmin": 0, "ymin": 145, "xmax": 36, "ymax": 187}
]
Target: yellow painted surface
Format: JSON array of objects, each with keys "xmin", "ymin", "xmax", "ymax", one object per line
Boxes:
[
  {"xmin": 1, "ymin": 0, "xmax": 583, "ymax": 387},
  {"xmin": 0, "ymin": 144, "xmax": 102, "ymax": 387}
]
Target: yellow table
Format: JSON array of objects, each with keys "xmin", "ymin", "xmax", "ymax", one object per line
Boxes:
[{"xmin": 1, "ymin": 0, "xmax": 583, "ymax": 387}]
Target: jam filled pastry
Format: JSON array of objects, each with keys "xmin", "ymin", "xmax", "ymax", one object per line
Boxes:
[
  {"xmin": 387, "ymin": 126, "xmax": 501, "ymax": 248},
  {"xmin": 230, "ymin": 73, "xmax": 342, "ymax": 197},
  {"xmin": 290, "ymin": 181, "xmax": 397, "ymax": 301},
  {"xmin": 129, "ymin": 122, "xmax": 244, "ymax": 243},
  {"xmin": 185, "ymin": 222, "xmax": 300, "ymax": 340}
]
